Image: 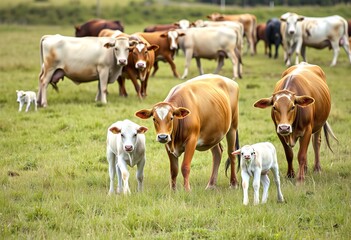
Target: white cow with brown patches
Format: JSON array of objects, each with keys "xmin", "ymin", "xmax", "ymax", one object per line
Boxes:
[{"xmin": 232, "ymin": 142, "xmax": 284, "ymax": 205}]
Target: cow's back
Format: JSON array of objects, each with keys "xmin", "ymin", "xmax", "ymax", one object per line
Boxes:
[{"xmin": 166, "ymin": 74, "xmax": 239, "ymax": 146}]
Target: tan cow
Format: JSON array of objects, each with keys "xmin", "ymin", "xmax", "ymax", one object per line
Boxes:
[
  {"xmin": 207, "ymin": 13, "xmax": 257, "ymax": 55},
  {"xmin": 135, "ymin": 74, "xmax": 240, "ymax": 191},
  {"xmin": 254, "ymin": 62, "xmax": 337, "ymax": 182},
  {"xmin": 37, "ymin": 35, "xmax": 132, "ymax": 107}
]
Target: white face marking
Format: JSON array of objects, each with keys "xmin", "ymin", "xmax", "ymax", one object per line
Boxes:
[
  {"xmin": 168, "ymin": 31, "xmax": 178, "ymax": 49},
  {"xmin": 155, "ymin": 106, "xmax": 171, "ymax": 120},
  {"xmin": 275, "ymin": 93, "xmax": 292, "ymax": 101},
  {"xmin": 136, "ymin": 43, "xmax": 145, "ymax": 52}
]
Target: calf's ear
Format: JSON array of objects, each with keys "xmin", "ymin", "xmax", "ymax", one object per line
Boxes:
[
  {"xmin": 137, "ymin": 126, "xmax": 148, "ymax": 134},
  {"xmin": 231, "ymin": 149, "xmax": 241, "ymax": 156},
  {"xmin": 295, "ymin": 95, "xmax": 315, "ymax": 107},
  {"xmin": 253, "ymin": 97, "xmax": 273, "ymax": 109},
  {"xmin": 109, "ymin": 127, "xmax": 121, "ymax": 134},
  {"xmin": 135, "ymin": 109, "xmax": 153, "ymax": 119},
  {"xmin": 173, "ymin": 107, "xmax": 190, "ymax": 119}
]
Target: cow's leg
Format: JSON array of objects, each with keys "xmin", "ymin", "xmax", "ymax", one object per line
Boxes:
[
  {"xmin": 117, "ymin": 158, "xmax": 130, "ymax": 195},
  {"xmin": 278, "ymin": 134, "xmax": 294, "ymax": 178},
  {"xmin": 181, "ymin": 48, "xmax": 193, "ymax": 79},
  {"xmin": 241, "ymin": 170, "xmax": 250, "ymax": 205},
  {"xmin": 107, "ymin": 151, "xmax": 116, "ymax": 194},
  {"xmin": 126, "ymin": 69, "xmax": 142, "ymax": 99},
  {"xmin": 271, "ymin": 165, "xmax": 284, "ymax": 203},
  {"xmin": 301, "ymin": 45, "xmax": 307, "ymax": 62},
  {"xmin": 227, "ymin": 50, "xmax": 239, "ymax": 80},
  {"xmin": 34, "ymin": 98, "xmax": 38, "ymax": 111},
  {"xmin": 140, "ymin": 72, "xmax": 150, "ymax": 98},
  {"xmin": 151, "ymin": 60, "xmax": 159, "ymax": 77},
  {"xmin": 195, "ymin": 57, "xmax": 204, "ymax": 75},
  {"xmin": 330, "ymin": 41, "xmax": 340, "ymax": 67},
  {"xmin": 297, "ymin": 130, "xmax": 312, "ymax": 183},
  {"xmin": 164, "ymin": 55, "xmax": 180, "ymax": 78},
  {"xmin": 18, "ymin": 102, "xmax": 23, "ymax": 112},
  {"xmin": 268, "ymin": 43, "xmax": 272, "ymax": 58},
  {"xmin": 264, "ymin": 41, "xmax": 268, "ymax": 56},
  {"xmin": 312, "ymin": 129, "xmax": 322, "ymax": 173},
  {"xmin": 97, "ymin": 70, "xmax": 108, "ymax": 103},
  {"xmin": 95, "ymin": 81, "xmax": 102, "ymax": 102},
  {"xmin": 206, "ymin": 143, "xmax": 222, "ymax": 189},
  {"xmin": 181, "ymin": 137, "xmax": 197, "ymax": 191},
  {"xmin": 38, "ymin": 68, "xmax": 55, "ymax": 107},
  {"xmin": 117, "ymin": 76, "xmax": 128, "ymax": 97},
  {"xmin": 213, "ymin": 56, "xmax": 224, "ymax": 74},
  {"xmin": 226, "ymin": 126, "xmax": 239, "ymax": 188},
  {"xmin": 294, "ymin": 40, "xmax": 303, "ymax": 65},
  {"xmin": 25, "ymin": 100, "xmax": 31, "ymax": 112},
  {"xmin": 252, "ymin": 170, "xmax": 261, "ymax": 205},
  {"xmin": 136, "ymin": 158, "xmax": 145, "ymax": 192},
  {"xmin": 166, "ymin": 148, "xmax": 179, "ymax": 190},
  {"xmin": 340, "ymin": 35, "xmax": 351, "ymax": 63},
  {"xmin": 274, "ymin": 43, "xmax": 279, "ymax": 59},
  {"xmin": 260, "ymin": 174, "xmax": 270, "ymax": 204}
]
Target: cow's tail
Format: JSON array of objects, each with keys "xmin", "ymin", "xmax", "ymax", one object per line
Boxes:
[
  {"xmin": 225, "ymin": 130, "xmax": 240, "ymax": 177},
  {"xmin": 323, "ymin": 121, "xmax": 338, "ymax": 152}
]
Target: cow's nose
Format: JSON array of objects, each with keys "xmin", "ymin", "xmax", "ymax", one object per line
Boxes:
[
  {"xmin": 157, "ymin": 134, "xmax": 169, "ymax": 143},
  {"xmin": 124, "ymin": 145, "xmax": 133, "ymax": 152},
  {"xmin": 278, "ymin": 124, "xmax": 291, "ymax": 135},
  {"xmin": 136, "ymin": 62, "xmax": 146, "ymax": 69},
  {"xmin": 289, "ymin": 30, "xmax": 295, "ymax": 35},
  {"xmin": 118, "ymin": 59, "xmax": 127, "ymax": 65}
]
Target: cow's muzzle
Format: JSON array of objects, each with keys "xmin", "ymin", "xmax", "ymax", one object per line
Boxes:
[
  {"xmin": 124, "ymin": 145, "xmax": 134, "ymax": 152},
  {"xmin": 157, "ymin": 134, "xmax": 170, "ymax": 144},
  {"xmin": 118, "ymin": 59, "xmax": 128, "ymax": 66},
  {"xmin": 277, "ymin": 124, "xmax": 292, "ymax": 135}
]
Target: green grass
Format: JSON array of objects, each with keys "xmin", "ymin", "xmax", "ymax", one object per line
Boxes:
[{"xmin": 1, "ymin": 20, "xmax": 351, "ymax": 239}]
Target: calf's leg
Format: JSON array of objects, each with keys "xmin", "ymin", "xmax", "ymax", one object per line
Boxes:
[{"xmin": 260, "ymin": 174, "xmax": 270, "ymax": 204}]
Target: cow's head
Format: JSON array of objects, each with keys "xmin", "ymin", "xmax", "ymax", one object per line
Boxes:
[
  {"xmin": 280, "ymin": 12, "xmax": 304, "ymax": 36},
  {"xmin": 104, "ymin": 37, "xmax": 134, "ymax": 66},
  {"xmin": 254, "ymin": 90, "xmax": 314, "ymax": 136},
  {"xmin": 232, "ymin": 145, "xmax": 256, "ymax": 164},
  {"xmin": 129, "ymin": 41, "xmax": 159, "ymax": 70},
  {"xmin": 160, "ymin": 30, "xmax": 185, "ymax": 51},
  {"xmin": 109, "ymin": 123, "xmax": 148, "ymax": 153},
  {"xmin": 135, "ymin": 102, "xmax": 190, "ymax": 144}
]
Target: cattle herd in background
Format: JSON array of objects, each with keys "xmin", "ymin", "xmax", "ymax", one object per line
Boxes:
[{"xmin": 16, "ymin": 12, "xmax": 348, "ymax": 204}]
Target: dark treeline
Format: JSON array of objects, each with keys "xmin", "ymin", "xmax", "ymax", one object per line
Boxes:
[{"xmin": 200, "ymin": 0, "xmax": 350, "ymax": 6}]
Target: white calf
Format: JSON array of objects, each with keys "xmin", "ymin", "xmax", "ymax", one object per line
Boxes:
[
  {"xmin": 16, "ymin": 90, "xmax": 37, "ymax": 112},
  {"xmin": 106, "ymin": 119, "xmax": 148, "ymax": 195},
  {"xmin": 232, "ymin": 142, "xmax": 284, "ymax": 205}
]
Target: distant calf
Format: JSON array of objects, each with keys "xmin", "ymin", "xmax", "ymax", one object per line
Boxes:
[
  {"xmin": 232, "ymin": 142, "xmax": 284, "ymax": 205},
  {"xmin": 106, "ymin": 119, "xmax": 148, "ymax": 195},
  {"xmin": 16, "ymin": 90, "xmax": 37, "ymax": 112}
]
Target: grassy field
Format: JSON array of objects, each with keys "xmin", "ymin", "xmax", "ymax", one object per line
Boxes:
[{"xmin": 0, "ymin": 20, "xmax": 351, "ymax": 239}]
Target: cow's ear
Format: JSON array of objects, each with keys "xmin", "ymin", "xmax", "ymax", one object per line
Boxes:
[
  {"xmin": 74, "ymin": 25, "xmax": 80, "ymax": 31},
  {"xmin": 280, "ymin": 17, "xmax": 287, "ymax": 22},
  {"xmin": 297, "ymin": 16, "xmax": 305, "ymax": 21},
  {"xmin": 137, "ymin": 126, "xmax": 148, "ymax": 134},
  {"xmin": 104, "ymin": 42, "xmax": 115, "ymax": 49},
  {"xmin": 173, "ymin": 107, "xmax": 190, "ymax": 119},
  {"xmin": 174, "ymin": 23, "xmax": 180, "ymax": 27},
  {"xmin": 135, "ymin": 109, "xmax": 153, "ymax": 119},
  {"xmin": 231, "ymin": 149, "xmax": 241, "ymax": 156},
  {"xmin": 160, "ymin": 32, "xmax": 168, "ymax": 38},
  {"xmin": 295, "ymin": 95, "xmax": 315, "ymax": 107},
  {"xmin": 253, "ymin": 97, "xmax": 273, "ymax": 109},
  {"xmin": 147, "ymin": 44, "xmax": 159, "ymax": 51},
  {"xmin": 109, "ymin": 127, "xmax": 121, "ymax": 134}
]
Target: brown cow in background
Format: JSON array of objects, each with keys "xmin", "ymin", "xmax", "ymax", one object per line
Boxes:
[
  {"xmin": 75, "ymin": 19, "xmax": 124, "ymax": 37},
  {"xmin": 254, "ymin": 62, "xmax": 337, "ymax": 183}
]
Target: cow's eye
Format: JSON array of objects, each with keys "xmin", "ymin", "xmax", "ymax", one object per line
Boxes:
[
  {"xmin": 291, "ymin": 105, "xmax": 295, "ymax": 111},
  {"xmin": 121, "ymin": 134, "xmax": 124, "ymax": 138},
  {"xmin": 170, "ymin": 116, "xmax": 174, "ymax": 121},
  {"xmin": 272, "ymin": 106, "xmax": 277, "ymax": 111},
  {"xmin": 134, "ymin": 134, "xmax": 137, "ymax": 137}
]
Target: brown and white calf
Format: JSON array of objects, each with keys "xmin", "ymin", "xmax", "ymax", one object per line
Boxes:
[
  {"xmin": 232, "ymin": 142, "xmax": 284, "ymax": 205},
  {"xmin": 106, "ymin": 119, "xmax": 148, "ymax": 195}
]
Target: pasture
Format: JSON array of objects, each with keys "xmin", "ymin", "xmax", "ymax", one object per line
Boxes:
[{"xmin": 1, "ymin": 17, "xmax": 351, "ymax": 239}]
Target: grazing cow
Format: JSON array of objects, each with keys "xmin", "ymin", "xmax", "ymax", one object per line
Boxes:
[
  {"xmin": 255, "ymin": 23, "xmax": 268, "ymax": 55},
  {"xmin": 75, "ymin": 19, "xmax": 124, "ymax": 37},
  {"xmin": 177, "ymin": 26, "xmax": 242, "ymax": 80},
  {"xmin": 117, "ymin": 35, "xmax": 159, "ymax": 99},
  {"xmin": 16, "ymin": 90, "xmax": 37, "ymax": 112},
  {"xmin": 37, "ymin": 35, "xmax": 132, "ymax": 107},
  {"xmin": 232, "ymin": 142, "xmax": 284, "ymax": 205},
  {"xmin": 265, "ymin": 18, "xmax": 282, "ymax": 59},
  {"xmin": 280, "ymin": 12, "xmax": 351, "ymax": 66},
  {"xmin": 207, "ymin": 13, "xmax": 257, "ymax": 55},
  {"xmin": 144, "ymin": 23, "xmax": 179, "ymax": 33},
  {"xmin": 135, "ymin": 74, "xmax": 240, "ymax": 191},
  {"xmin": 138, "ymin": 30, "xmax": 185, "ymax": 78},
  {"xmin": 106, "ymin": 119, "xmax": 148, "ymax": 195},
  {"xmin": 254, "ymin": 62, "xmax": 337, "ymax": 182}
]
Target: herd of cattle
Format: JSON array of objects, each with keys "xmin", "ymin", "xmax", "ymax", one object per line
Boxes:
[{"xmin": 19, "ymin": 12, "xmax": 347, "ymax": 204}]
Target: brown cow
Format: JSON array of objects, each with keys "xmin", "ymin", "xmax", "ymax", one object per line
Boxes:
[
  {"xmin": 256, "ymin": 23, "xmax": 268, "ymax": 55},
  {"xmin": 253, "ymin": 62, "xmax": 337, "ymax": 183},
  {"xmin": 75, "ymin": 19, "xmax": 124, "ymax": 37},
  {"xmin": 207, "ymin": 13, "xmax": 257, "ymax": 55},
  {"xmin": 135, "ymin": 74, "xmax": 240, "ymax": 191},
  {"xmin": 118, "ymin": 35, "xmax": 159, "ymax": 99},
  {"xmin": 144, "ymin": 23, "xmax": 178, "ymax": 32},
  {"xmin": 138, "ymin": 30, "xmax": 185, "ymax": 78}
]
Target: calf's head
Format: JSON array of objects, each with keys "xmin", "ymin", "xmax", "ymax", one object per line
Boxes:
[
  {"xmin": 16, "ymin": 90, "xmax": 25, "ymax": 102},
  {"xmin": 129, "ymin": 41, "xmax": 159, "ymax": 70},
  {"xmin": 109, "ymin": 124, "xmax": 148, "ymax": 152},
  {"xmin": 160, "ymin": 30, "xmax": 185, "ymax": 51},
  {"xmin": 232, "ymin": 145, "xmax": 256, "ymax": 163},
  {"xmin": 253, "ymin": 90, "xmax": 314, "ymax": 136},
  {"xmin": 135, "ymin": 102, "xmax": 190, "ymax": 144}
]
